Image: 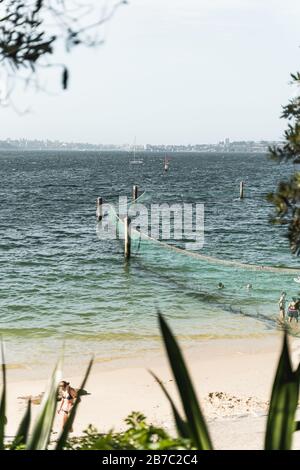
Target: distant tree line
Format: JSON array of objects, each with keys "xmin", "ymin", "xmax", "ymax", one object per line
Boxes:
[{"xmin": 268, "ymin": 72, "xmax": 300, "ymax": 255}]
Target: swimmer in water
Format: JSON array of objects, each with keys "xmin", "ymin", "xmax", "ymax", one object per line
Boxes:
[
  {"xmin": 246, "ymin": 283, "xmax": 252, "ymax": 290},
  {"xmin": 218, "ymin": 282, "xmax": 224, "ymax": 289}
]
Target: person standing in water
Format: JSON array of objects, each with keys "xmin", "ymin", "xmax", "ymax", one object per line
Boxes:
[
  {"xmin": 57, "ymin": 381, "xmax": 77, "ymax": 431},
  {"xmin": 287, "ymin": 297, "xmax": 299, "ymax": 324},
  {"xmin": 278, "ymin": 292, "xmax": 287, "ymax": 319}
]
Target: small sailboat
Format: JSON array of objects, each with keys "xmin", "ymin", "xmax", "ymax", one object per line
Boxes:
[
  {"xmin": 130, "ymin": 137, "xmax": 143, "ymax": 165},
  {"xmin": 164, "ymin": 154, "xmax": 170, "ymax": 172}
]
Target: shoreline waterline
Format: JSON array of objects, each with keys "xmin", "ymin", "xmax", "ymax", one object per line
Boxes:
[{"xmin": 3, "ymin": 329, "xmax": 291, "ymax": 381}]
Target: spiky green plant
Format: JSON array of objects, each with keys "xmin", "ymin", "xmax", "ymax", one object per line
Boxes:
[
  {"xmin": 154, "ymin": 313, "xmax": 300, "ymax": 451},
  {"xmin": 151, "ymin": 313, "xmax": 213, "ymax": 450},
  {"xmin": 0, "ymin": 340, "xmax": 92, "ymax": 450},
  {"xmin": 265, "ymin": 334, "xmax": 300, "ymax": 449}
]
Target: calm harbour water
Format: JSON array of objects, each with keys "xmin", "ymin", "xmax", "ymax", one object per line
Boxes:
[{"xmin": 1, "ymin": 150, "xmax": 299, "ymax": 369}]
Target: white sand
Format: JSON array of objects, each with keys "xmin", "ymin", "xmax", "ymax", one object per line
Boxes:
[{"xmin": 4, "ymin": 333, "xmax": 300, "ymax": 450}]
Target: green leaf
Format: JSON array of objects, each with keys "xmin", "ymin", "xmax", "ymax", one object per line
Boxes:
[
  {"xmin": 158, "ymin": 312, "xmax": 213, "ymax": 450},
  {"xmin": 27, "ymin": 359, "xmax": 62, "ymax": 450},
  {"xmin": 10, "ymin": 399, "xmax": 31, "ymax": 450},
  {"xmin": 55, "ymin": 358, "xmax": 93, "ymax": 450},
  {"xmin": 0, "ymin": 340, "xmax": 6, "ymax": 450},
  {"xmin": 265, "ymin": 334, "xmax": 299, "ymax": 450},
  {"xmin": 149, "ymin": 370, "xmax": 190, "ymax": 440}
]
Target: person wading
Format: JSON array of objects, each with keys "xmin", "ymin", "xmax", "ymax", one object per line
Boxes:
[
  {"xmin": 278, "ymin": 291, "xmax": 287, "ymax": 319},
  {"xmin": 287, "ymin": 297, "xmax": 299, "ymax": 324}
]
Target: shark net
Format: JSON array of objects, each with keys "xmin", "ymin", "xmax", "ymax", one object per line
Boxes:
[{"xmin": 101, "ymin": 192, "xmax": 300, "ymax": 328}]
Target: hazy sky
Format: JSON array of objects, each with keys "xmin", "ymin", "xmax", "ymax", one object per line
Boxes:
[{"xmin": 1, "ymin": 0, "xmax": 300, "ymax": 144}]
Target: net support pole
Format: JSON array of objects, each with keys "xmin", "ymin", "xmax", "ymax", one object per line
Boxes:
[
  {"xmin": 124, "ymin": 216, "xmax": 131, "ymax": 259},
  {"xmin": 132, "ymin": 185, "xmax": 138, "ymax": 202},
  {"xmin": 96, "ymin": 197, "xmax": 103, "ymax": 221},
  {"xmin": 239, "ymin": 181, "xmax": 244, "ymax": 199}
]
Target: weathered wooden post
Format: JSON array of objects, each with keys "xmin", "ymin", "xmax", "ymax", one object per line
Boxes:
[
  {"xmin": 96, "ymin": 197, "xmax": 103, "ymax": 221},
  {"xmin": 239, "ymin": 181, "xmax": 244, "ymax": 199},
  {"xmin": 124, "ymin": 216, "xmax": 131, "ymax": 259},
  {"xmin": 132, "ymin": 185, "xmax": 138, "ymax": 202}
]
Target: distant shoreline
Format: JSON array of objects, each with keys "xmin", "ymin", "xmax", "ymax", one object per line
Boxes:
[
  {"xmin": 0, "ymin": 138, "xmax": 281, "ymax": 153},
  {"xmin": 0, "ymin": 148, "xmax": 270, "ymax": 154}
]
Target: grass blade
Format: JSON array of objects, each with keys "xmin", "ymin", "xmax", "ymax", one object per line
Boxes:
[
  {"xmin": 149, "ymin": 370, "xmax": 190, "ymax": 439},
  {"xmin": 10, "ymin": 399, "xmax": 31, "ymax": 450},
  {"xmin": 0, "ymin": 340, "xmax": 6, "ymax": 450},
  {"xmin": 264, "ymin": 334, "xmax": 299, "ymax": 450},
  {"xmin": 158, "ymin": 312, "xmax": 212, "ymax": 450},
  {"xmin": 27, "ymin": 359, "xmax": 62, "ymax": 450},
  {"xmin": 55, "ymin": 358, "xmax": 93, "ymax": 450}
]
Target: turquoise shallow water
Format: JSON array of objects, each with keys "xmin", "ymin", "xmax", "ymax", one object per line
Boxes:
[{"xmin": 1, "ymin": 150, "xmax": 299, "ymax": 367}]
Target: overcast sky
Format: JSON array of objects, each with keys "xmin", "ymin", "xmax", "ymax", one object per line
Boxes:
[{"xmin": 1, "ymin": 0, "xmax": 300, "ymax": 144}]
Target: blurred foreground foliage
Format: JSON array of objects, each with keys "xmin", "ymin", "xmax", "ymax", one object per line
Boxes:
[
  {"xmin": 0, "ymin": 0, "xmax": 127, "ymax": 104},
  {"xmin": 268, "ymin": 72, "xmax": 300, "ymax": 255},
  {"xmin": 66, "ymin": 412, "xmax": 193, "ymax": 450}
]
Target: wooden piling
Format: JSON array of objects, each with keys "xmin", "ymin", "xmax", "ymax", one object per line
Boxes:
[
  {"xmin": 132, "ymin": 185, "xmax": 138, "ymax": 202},
  {"xmin": 124, "ymin": 216, "xmax": 131, "ymax": 259},
  {"xmin": 239, "ymin": 181, "xmax": 244, "ymax": 199},
  {"xmin": 96, "ymin": 197, "xmax": 103, "ymax": 221}
]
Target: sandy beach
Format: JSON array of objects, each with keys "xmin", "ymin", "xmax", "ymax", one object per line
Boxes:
[{"xmin": 4, "ymin": 332, "xmax": 300, "ymax": 450}]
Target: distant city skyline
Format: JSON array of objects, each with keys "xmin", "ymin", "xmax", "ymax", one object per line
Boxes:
[
  {"xmin": 0, "ymin": 0, "xmax": 299, "ymax": 144},
  {"xmin": 0, "ymin": 136, "xmax": 284, "ymax": 144},
  {"xmin": 0, "ymin": 136, "xmax": 282, "ymax": 153}
]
